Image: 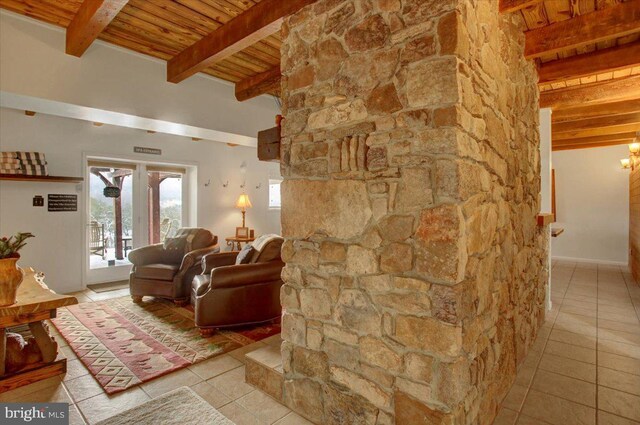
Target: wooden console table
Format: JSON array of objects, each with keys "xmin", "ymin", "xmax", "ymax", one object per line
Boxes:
[
  {"xmin": 225, "ymin": 236, "xmax": 255, "ymax": 251},
  {"xmin": 0, "ymin": 269, "xmax": 77, "ymax": 392}
]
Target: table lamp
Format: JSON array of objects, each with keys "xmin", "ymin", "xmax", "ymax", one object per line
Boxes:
[{"xmin": 235, "ymin": 193, "xmax": 252, "ymax": 228}]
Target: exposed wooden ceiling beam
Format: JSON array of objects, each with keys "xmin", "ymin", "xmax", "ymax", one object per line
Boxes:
[
  {"xmin": 554, "ymin": 132, "xmax": 638, "ymax": 146},
  {"xmin": 66, "ymin": 0, "xmax": 129, "ymax": 57},
  {"xmin": 552, "ymin": 99, "xmax": 640, "ymax": 123},
  {"xmin": 167, "ymin": 0, "xmax": 315, "ymax": 84},
  {"xmin": 553, "ymin": 112, "xmax": 640, "ymax": 140},
  {"xmin": 499, "ymin": 0, "xmax": 544, "ymax": 14},
  {"xmin": 235, "ymin": 66, "xmax": 281, "ymax": 101},
  {"xmin": 540, "ymin": 75, "xmax": 640, "ymax": 109},
  {"xmin": 525, "ymin": 1, "xmax": 640, "ymax": 59},
  {"xmin": 538, "ymin": 42, "xmax": 640, "ymax": 86},
  {"xmin": 553, "ymin": 132, "xmax": 637, "ymax": 151},
  {"xmin": 553, "ymin": 139, "xmax": 633, "ymax": 151}
]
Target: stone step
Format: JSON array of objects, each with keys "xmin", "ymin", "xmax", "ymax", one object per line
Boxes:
[{"xmin": 245, "ymin": 343, "xmax": 284, "ymax": 402}]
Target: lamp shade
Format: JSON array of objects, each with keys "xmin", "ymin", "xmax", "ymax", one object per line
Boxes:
[
  {"xmin": 235, "ymin": 193, "xmax": 253, "ymax": 210},
  {"xmin": 621, "ymin": 158, "xmax": 631, "ymax": 169},
  {"xmin": 630, "ymin": 142, "xmax": 640, "ymax": 154}
]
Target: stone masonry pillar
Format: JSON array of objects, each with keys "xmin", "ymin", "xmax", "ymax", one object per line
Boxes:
[{"xmin": 279, "ymin": 1, "xmax": 548, "ymax": 424}]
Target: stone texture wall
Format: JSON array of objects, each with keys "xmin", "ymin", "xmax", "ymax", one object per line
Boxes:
[{"xmin": 278, "ymin": 0, "xmax": 549, "ymax": 424}]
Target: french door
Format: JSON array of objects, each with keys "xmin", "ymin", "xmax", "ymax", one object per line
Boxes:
[{"xmin": 85, "ymin": 158, "xmax": 186, "ymax": 285}]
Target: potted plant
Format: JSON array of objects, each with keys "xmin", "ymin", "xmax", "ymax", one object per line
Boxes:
[{"xmin": 0, "ymin": 232, "xmax": 35, "ymax": 306}]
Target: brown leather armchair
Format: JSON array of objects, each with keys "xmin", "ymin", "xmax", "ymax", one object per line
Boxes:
[
  {"xmin": 191, "ymin": 236, "xmax": 284, "ymax": 336},
  {"xmin": 128, "ymin": 228, "xmax": 219, "ymax": 305}
]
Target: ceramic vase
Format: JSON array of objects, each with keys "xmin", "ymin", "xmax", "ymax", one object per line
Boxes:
[{"xmin": 0, "ymin": 257, "xmax": 24, "ymax": 307}]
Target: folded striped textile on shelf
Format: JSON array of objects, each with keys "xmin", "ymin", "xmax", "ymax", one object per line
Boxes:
[
  {"xmin": 0, "ymin": 158, "xmax": 21, "ymax": 165},
  {"xmin": 20, "ymin": 159, "xmax": 48, "ymax": 166},
  {"xmin": 16, "ymin": 152, "xmax": 46, "ymax": 162},
  {"xmin": 21, "ymin": 164, "xmax": 48, "ymax": 176},
  {"xmin": 0, "ymin": 163, "xmax": 21, "ymax": 170},
  {"xmin": 0, "ymin": 167, "xmax": 23, "ymax": 174},
  {"xmin": 1, "ymin": 151, "xmax": 17, "ymax": 159}
]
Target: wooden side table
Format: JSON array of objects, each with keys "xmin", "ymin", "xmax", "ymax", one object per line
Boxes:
[
  {"xmin": 0, "ymin": 268, "xmax": 77, "ymax": 392},
  {"xmin": 225, "ymin": 236, "xmax": 255, "ymax": 251}
]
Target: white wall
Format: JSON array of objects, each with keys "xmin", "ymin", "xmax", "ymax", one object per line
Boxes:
[
  {"xmin": 0, "ymin": 11, "xmax": 278, "ymax": 140},
  {"xmin": 552, "ymin": 145, "xmax": 629, "ymax": 265},
  {"xmin": 0, "ymin": 109, "xmax": 281, "ymax": 293}
]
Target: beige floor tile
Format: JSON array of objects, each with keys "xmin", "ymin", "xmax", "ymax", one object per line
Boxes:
[
  {"xmin": 493, "ymin": 408, "xmax": 518, "ymax": 425},
  {"xmin": 599, "ymin": 328, "xmax": 640, "ymax": 346},
  {"xmin": 208, "ymin": 366, "xmax": 255, "ymax": 400},
  {"xmin": 598, "ymin": 340, "xmax": 640, "ymax": 360},
  {"xmin": 544, "ymin": 340, "xmax": 596, "ymax": 364},
  {"xmin": 599, "ymin": 352, "xmax": 640, "ymax": 376},
  {"xmin": 188, "ymin": 354, "xmax": 243, "ymax": 380},
  {"xmin": 520, "ymin": 390, "xmax": 595, "ymax": 425},
  {"xmin": 537, "ymin": 353, "xmax": 596, "ymax": 383},
  {"xmin": 501, "ymin": 384, "xmax": 529, "ymax": 411},
  {"xmin": 598, "ymin": 367, "xmax": 640, "ymax": 397},
  {"xmin": 553, "ymin": 319, "xmax": 597, "ymax": 337},
  {"xmin": 561, "ymin": 298, "xmax": 597, "ymax": 310},
  {"xmin": 236, "ymin": 390, "xmax": 290, "ymax": 424},
  {"xmin": 245, "ymin": 345, "xmax": 283, "ymax": 368},
  {"xmin": 64, "ymin": 359, "xmax": 90, "ymax": 381},
  {"xmin": 273, "ymin": 412, "xmax": 315, "ymax": 425},
  {"xmin": 60, "ymin": 345, "xmax": 78, "ymax": 360},
  {"xmin": 531, "ymin": 369, "xmax": 596, "ymax": 407},
  {"xmin": 140, "ymin": 367, "xmax": 203, "ymax": 398},
  {"xmin": 228, "ymin": 342, "xmax": 268, "ymax": 364},
  {"xmin": 218, "ymin": 402, "xmax": 262, "ymax": 425},
  {"xmin": 599, "ymin": 312, "xmax": 640, "ymax": 325},
  {"xmin": 190, "ymin": 380, "xmax": 231, "ymax": 409},
  {"xmin": 560, "ymin": 305, "xmax": 597, "ymax": 318},
  {"xmin": 69, "ymin": 405, "xmax": 87, "ymax": 425},
  {"xmin": 598, "ymin": 387, "xmax": 640, "ymax": 422},
  {"xmin": 548, "ymin": 329, "xmax": 596, "ymax": 349},
  {"xmin": 76, "ymin": 387, "xmax": 150, "ymax": 424},
  {"xmin": 597, "ymin": 410, "xmax": 640, "ymax": 425},
  {"xmin": 514, "ymin": 365, "xmax": 537, "ymax": 388},
  {"xmin": 599, "ymin": 319, "xmax": 640, "ymax": 336},
  {"xmin": 64, "ymin": 374, "xmax": 104, "ymax": 403},
  {"xmin": 263, "ymin": 334, "xmax": 283, "ymax": 348}
]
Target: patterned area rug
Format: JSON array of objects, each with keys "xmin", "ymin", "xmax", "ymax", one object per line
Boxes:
[{"xmin": 52, "ymin": 297, "xmax": 280, "ymax": 394}]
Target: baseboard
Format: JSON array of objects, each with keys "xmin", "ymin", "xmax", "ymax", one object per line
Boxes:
[{"xmin": 552, "ymin": 256, "xmax": 628, "ymax": 267}]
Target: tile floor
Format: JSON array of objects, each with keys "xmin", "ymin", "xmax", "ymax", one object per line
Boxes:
[
  {"xmin": 0, "ymin": 287, "xmax": 312, "ymax": 425},
  {"xmin": 495, "ymin": 261, "xmax": 640, "ymax": 425},
  {"xmin": 2, "ymin": 262, "xmax": 638, "ymax": 425}
]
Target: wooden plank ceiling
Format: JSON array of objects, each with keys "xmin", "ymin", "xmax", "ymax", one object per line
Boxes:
[
  {"xmin": 503, "ymin": 0, "xmax": 640, "ymax": 151},
  {"xmin": 2, "ymin": 0, "xmax": 640, "ymax": 151},
  {"xmin": 0, "ymin": 0, "xmax": 283, "ymax": 98}
]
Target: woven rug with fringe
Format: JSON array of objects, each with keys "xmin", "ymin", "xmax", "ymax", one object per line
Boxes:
[{"xmin": 51, "ymin": 296, "xmax": 280, "ymax": 394}]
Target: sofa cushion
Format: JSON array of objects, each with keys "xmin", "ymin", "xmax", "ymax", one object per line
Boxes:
[
  {"xmin": 136, "ymin": 263, "xmax": 179, "ymax": 281},
  {"xmin": 192, "ymin": 274, "xmax": 211, "ymax": 296},
  {"xmin": 236, "ymin": 244, "xmax": 256, "ymax": 265}
]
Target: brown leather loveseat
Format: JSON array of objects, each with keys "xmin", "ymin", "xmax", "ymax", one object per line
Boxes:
[
  {"xmin": 191, "ymin": 235, "xmax": 284, "ymax": 337},
  {"xmin": 128, "ymin": 228, "xmax": 219, "ymax": 305}
]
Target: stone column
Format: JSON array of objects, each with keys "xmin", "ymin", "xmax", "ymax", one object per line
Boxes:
[{"xmin": 279, "ymin": 1, "xmax": 547, "ymax": 424}]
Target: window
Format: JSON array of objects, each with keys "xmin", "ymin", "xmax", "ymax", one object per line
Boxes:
[{"xmin": 269, "ymin": 179, "xmax": 282, "ymax": 209}]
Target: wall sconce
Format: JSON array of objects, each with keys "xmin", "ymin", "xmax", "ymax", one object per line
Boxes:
[
  {"xmin": 621, "ymin": 158, "xmax": 631, "ymax": 169},
  {"xmin": 621, "ymin": 133, "xmax": 640, "ymax": 170}
]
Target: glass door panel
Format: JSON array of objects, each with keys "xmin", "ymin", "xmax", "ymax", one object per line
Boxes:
[
  {"xmin": 88, "ymin": 165, "xmax": 134, "ymax": 270},
  {"xmin": 147, "ymin": 169, "xmax": 183, "ymax": 244}
]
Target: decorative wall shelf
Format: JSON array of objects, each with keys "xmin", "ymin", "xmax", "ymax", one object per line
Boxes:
[
  {"xmin": 0, "ymin": 174, "xmax": 83, "ymax": 183},
  {"xmin": 536, "ymin": 213, "xmax": 555, "ymax": 226}
]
